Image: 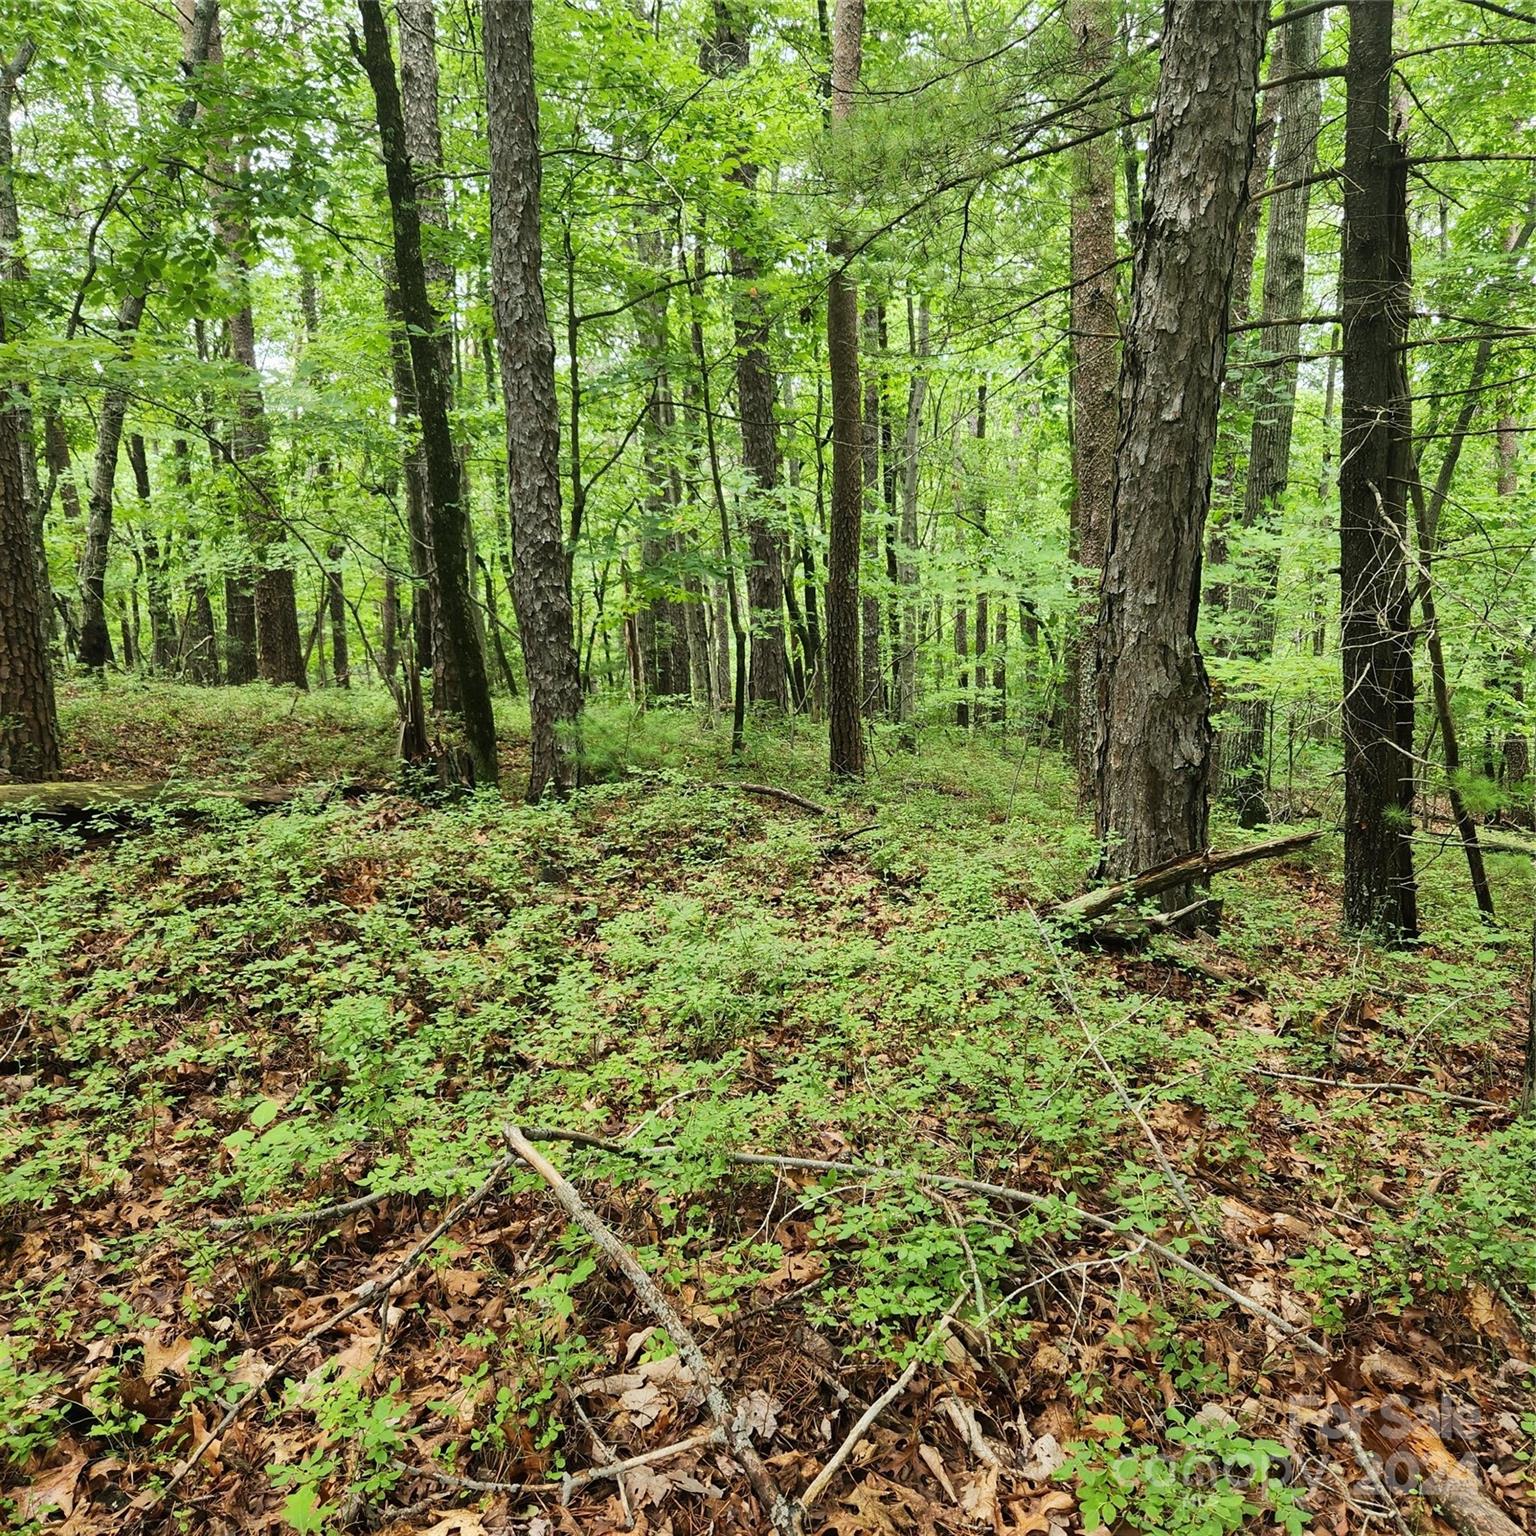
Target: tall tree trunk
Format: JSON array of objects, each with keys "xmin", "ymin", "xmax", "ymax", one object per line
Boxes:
[
  {"xmin": 825, "ymin": 0, "xmax": 866, "ymax": 777},
  {"xmin": 0, "ymin": 42, "xmax": 45, "ymax": 636},
  {"xmin": 360, "ymin": 0, "xmax": 500, "ymax": 787},
  {"xmin": 1227, "ymin": 0, "xmax": 1325, "ymax": 825},
  {"xmin": 1092, "ymin": 0, "xmax": 1267, "ymax": 904},
  {"xmin": 173, "ymin": 438, "xmax": 219, "ymax": 683},
  {"xmin": 67, "ymin": 0, "xmax": 219, "ymax": 674},
  {"xmin": 703, "ymin": 3, "xmax": 788, "ymax": 711},
  {"xmin": 1065, "ymin": 0, "xmax": 1118, "ymax": 795},
  {"xmin": 398, "ymin": 0, "xmax": 460, "ymax": 712},
  {"xmin": 481, "ymin": 0, "xmax": 582, "ymax": 796},
  {"xmin": 895, "ymin": 297, "xmax": 929, "ymax": 742},
  {"xmin": 1338, "ymin": 0, "xmax": 1417, "ymax": 941},
  {"xmin": 972, "ymin": 382, "xmax": 990, "ymax": 725},
  {"xmin": 860, "ymin": 305, "xmax": 883, "ymax": 718},
  {"xmin": 0, "ymin": 294, "xmax": 60, "ymax": 779},
  {"xmin": 127, "ymin": 434, "xmax": 177, "ymax": 671}
]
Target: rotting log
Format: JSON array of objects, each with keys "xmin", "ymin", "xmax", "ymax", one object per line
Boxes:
[
  {"xmin": 1050, "ymin": 828, "xmax": 1327, "ymax": 926},
  {"xmin": 0, "ymin": 780, "xmax": 328, "ymax": 821}
]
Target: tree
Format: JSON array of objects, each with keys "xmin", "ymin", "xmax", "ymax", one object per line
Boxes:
[
  {"xmin": 482, "ymin": 0, "xmax": 582, "ymax": 798},
  {"xmin": 357, "ymin": 0, "xmax": 500, "ymax": 787},
  {"xmin": 1092, "ymin": 0, "xmax": 1268, "ymax": 899},
  {"xmin": 1064, "ymin": 0, "xmax": 1118, "ymax": 796},
  {"xmin": 0, "ymin": 295, "xmax": 60, "ymax": 780},
  {"xmin": 78, "ymin": 0, "xmax": 218, "ymax": 671},
  {"xmin": 703, "ymin": 0, "xmax": 789, "ymax": 713},
  {"xmin": 1225, "ymin": 1, "xmax": 1326, "ymax": 826},
  {"xmin": 1337, "ymin": 0, "xmax": 1417, "ymax": 941},
  {"xmin": 825, "ymin": 0, "xmax": 867, "ymax": 779}
]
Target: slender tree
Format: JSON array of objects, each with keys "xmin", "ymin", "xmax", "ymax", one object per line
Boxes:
[
  {"xmin": 1226, "ymin": 1, "xmax": 1325, "ymax": 825},
  {"xmin": 1064, "ymin": 0, "xmax": 1118, "ymax": 794},
  {"xmin": 482, "ymin": 0, "xmax": 582, "ymax": 797},
  {"xmin": 825, "ymin": 0, "xmax": 867, "ymax": 778},
  {"xmin": 1337, "ymin": 0, "xmax": 1417, "ymax": 940},
  {"xmin": 78, "ymin": 0, "xmax": 217, "ymax": 670},
  {"xmin": 358, "ymin": 0, "xmax": 500, "ymax": 786},
  {"xmin": 1092, "ymin": 0, "xmax": 1267, "ymax": 901}
]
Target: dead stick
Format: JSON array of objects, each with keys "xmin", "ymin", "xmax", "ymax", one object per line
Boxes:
[
  {"xmin": 140, "ymin": 1148, "xmax": 519, "ymax": 1518},
  {"xmin": 1249, "ymin": 1068, "xmax": 1501, "ymax": 1111},
  {"xmin": 518, "ymin": 1127, "xmax": 1416, "ymax": 1533},
  {"xmin": 504, "ymin": 1126, "xmax": 800, "ymax": 1536},
  {"xmin": 716, "ymin": 781, "xmax": 831, "ymax": 816},
  {"xmin": 799, "ymin": 1296, "xmax": 964, "ymax": 1514}
]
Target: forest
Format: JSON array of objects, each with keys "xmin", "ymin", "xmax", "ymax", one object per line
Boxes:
[{"xmin": 2, "ymin": 0, "xmax": 1536, "ymax": 1531}]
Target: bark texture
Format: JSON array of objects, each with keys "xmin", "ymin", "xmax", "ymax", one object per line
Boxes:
[
  {"xmin": 360, "ymin": 0, "xmax": 500, "ymax": 786},
  {"xmin": 482, "ymin": 0, "xmax": 582, "ymax": 797},
  {"xmin": 1092, "ymin": 0, "xmax": 1267, "ymax": 898},
  {"xmin": 1338, "ymin": 0, "xmax": 1417, "ymax": 940},
  {"xmin": 0, "ymin": 299, "xmax": 60, "ymax": 779},
  {"xmin": 1065, "ymin": 0, "xmax": 1119, "ymax": 794},
  {"xmin": 825, "ymin": 0, "xmax": 867, "ymax": 777}
]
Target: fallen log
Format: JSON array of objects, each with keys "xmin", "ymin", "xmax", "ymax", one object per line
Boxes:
[
  {"xmin": 1049, "ymin": 828, "xmax": 1327, "ymax": 926},
  {"xmin": 0, "ymin": 780, "xmax": 337, "ymax": 823}
]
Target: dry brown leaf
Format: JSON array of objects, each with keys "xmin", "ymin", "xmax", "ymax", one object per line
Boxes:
[{"xmin": 14, "ymin": 1453, "xmax": 87, "ymax": 1523}]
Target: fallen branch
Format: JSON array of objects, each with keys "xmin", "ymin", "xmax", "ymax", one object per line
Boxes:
[
  {"xmin": 717, "ymin": 781, "xmax": 830, "ymax": 816},
  {"xmin": 799, "ymin": 1296, "xmax": 964, "ymax": 1515},
  {"xmin": 504, "ymin": 1126, "xmax": 800, "ymax": 1536},
  {"xmin": 1088, "ymin": 896, "xmax": 1224, "ymax": 943},
  {"xmin": 1050, "ymin": 829, "xmax": 1328, "ymax": 925},
  {"xmin": 1248, "ymin": 1068, "xmax": 1503, "ymax": 1111},
  {"xmin": 212, "ymin": 1188, "xmax": 393, "ymax": 1231},
  {"xmin": 138, "ymin": 1148, "xmax": 520, "ymax": 1519},
  {"xmin": 508, "ymin": 1127, "xmax": 1423, "ymax": 1532}
]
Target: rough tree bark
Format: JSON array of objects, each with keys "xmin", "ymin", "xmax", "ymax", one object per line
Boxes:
[
  {"xmin": 1227, "ymin": 1, "xmax": 1326, "ymax": 825},
  {"xmin": 0, "ymin": 295, "xmax": 60, "ymax": 780},
  {"xmin": 1092, "ymin": 0, "xmax": 1267, "ymax": 904},
  {"xmin": 1065, "ymin": 0, "xmax": 1118, "ymax": 795},
  {"xmin": 860, "ymin": 305, "xmax": 884, "ymax": 718},
  {"xmin": 482, "ymin": 0, "xmax": 582, "ymax": 797},
  {"xmin": 359, "ymin": 0, "xmax": 500, "ymax": 787},
  {"xmin": 704, "ymin": 1, "xmax": 789, "ymax": 711},
  {"xmin": 1338, "ymin": 0, "xmax": 1417, "ymax": 940},
  {"xmin": 825, "ymin": 0, "xmax": 867, "ymax": 778}
]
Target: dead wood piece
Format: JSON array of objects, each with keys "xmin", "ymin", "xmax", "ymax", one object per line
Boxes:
[
  {"xmin": 1249, "ymin": 1068, "xmax": 1502, "ymax": 1112},
  {"xmin": 1392, "ymin": 1416, "xmax": 1522, "ymax": 1536},
  {"xmin": 717, "ymin": 781, "xmax": 831, "ymax": 816},
  {"xmin": 504, "ymin": 1125, "xmax": 800, "ymax": 1536},
  {"xmin": 1089, "ymin": 896, "xmax": 1225, "ymax": 943},
  {"xmin": 0, "ymin": 779, "xmax": 300, "ymax": 818},
  {"xmin": 1051, "ymin": 828, "xmax": 1327, "ymax": 925}
]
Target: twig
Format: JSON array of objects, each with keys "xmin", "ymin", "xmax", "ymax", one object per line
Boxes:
[
  {"xmin": 567, "ymin": 1392, "xmax": 635, "ymax": 1525},
  {"xmin": 566, "ymin": 1428, "xmax": 723, "ymax": 1496},
  {"xmin": 138, "ymin": 1149, "xmax": 520, "ymax": 1519},
  {"xmin": 716, "ymin": 781, "xmax": 831, "ymax": 816},
  {"xmin": 799, "ymin": 1296, "xmax": 965, "ymax": 1515},
  {"xmin": 503, "ymin": 1126, "xmax": 800, "ymax": 1536},
  {"xmin": 211, "ymin": 1188, "xmax": 393, "ymax": 1230},
  {"xmin": 1248, "ymin": 1068, "xmax": 1502, "ymax": 1111}
]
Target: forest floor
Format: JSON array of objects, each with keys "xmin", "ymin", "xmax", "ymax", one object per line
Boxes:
[{"xmin": 3, "ymin": 681, "xmax": 1536, "ymax": 1536}]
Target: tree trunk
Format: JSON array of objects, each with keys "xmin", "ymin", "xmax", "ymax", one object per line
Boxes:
[
  {"xmin": 126, "ymin": 435, "xmax": 177, "ymax": 672},
  {"xmin": 1065, "ymin": 0, "xmax": 1119, "ymax": 796},
  {"xmin": 895, "ymin": 297, "xmax": 929, "ymax": 742},
  {"xmin": 1227, "ymin": 1, "xmax": 1325, "ymax": 826},
  {"xmin": 360, "ymin": 0, "xmax": 500, "ymax": 786},
  {"xmin": 703, "ymin": 3, "xmax": 789, "ymax": 712},
  {"xmin": 398, "ymin": 0, "xmax": 461, "ymax": 712},
  {"xmin": 0, "ymin": 295, "xmax": 60, "ymax": 780},
  {"xmin": 1338, "ymin": 0, "xmax": 1418, "ymax": 941},
  {"xmin": 1496, "ymin": 413, "xmax": 1531, "ymax": 820},
  {"xmin": 1092, "ymin": 0, "xmax": 1267, "ymax": 906},
  {"xmin": 481, "ymin": 0, "xmax": 583, "ymax": 796},
  {"xmin": 860, "ymin": 306, "xmax": 884, "ymax": 719},
  {"xmin": 825, "ymin": 0, "xmax": 867, "ymax": 778}
]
